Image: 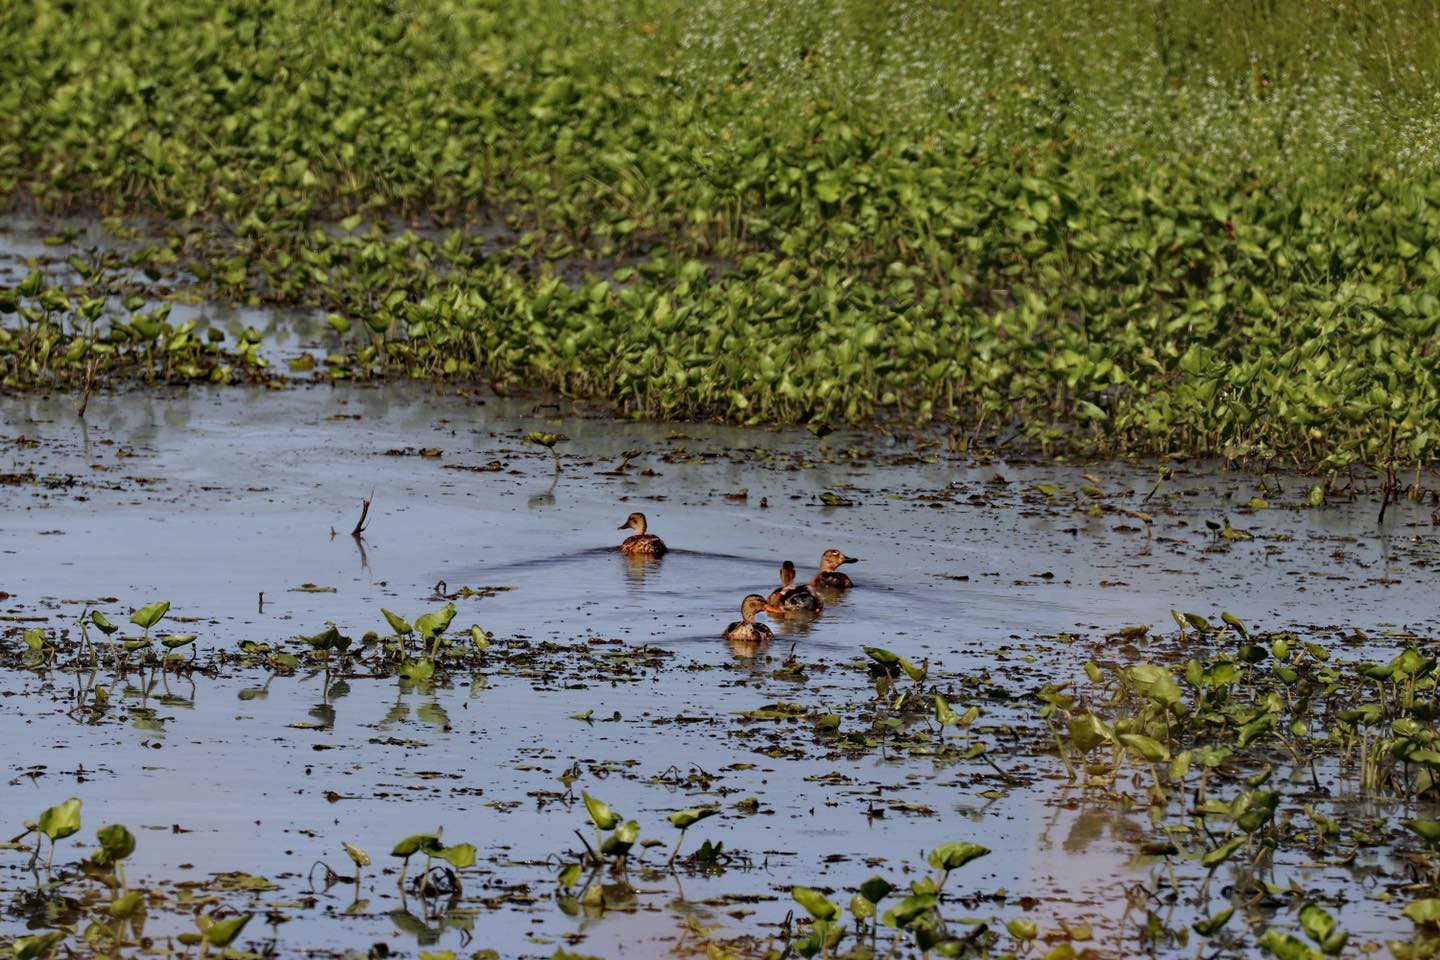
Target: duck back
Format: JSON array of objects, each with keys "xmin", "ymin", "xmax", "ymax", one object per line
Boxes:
[
  {"xmin": 777, "ymin": 584, "xmax": 822, "ymax": 611},
  {"xmin": 723, "ymin": 620, "xmax": 773, "ymax": 643},
  {"xmin": 621, "ymin": 534, "xmax": 668, "ymax": 556}
]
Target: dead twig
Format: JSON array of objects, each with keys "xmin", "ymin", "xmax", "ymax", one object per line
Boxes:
[
  {"xmin": 75, "ymin": 359, "xmax": 96, "ymax": 418},
  {"xmin": 352, "ymin": 490, "xmax": 374, "ymax": 537}
]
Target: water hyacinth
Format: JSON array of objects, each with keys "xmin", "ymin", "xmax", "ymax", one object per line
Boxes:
[{"xmin": 2, "ymin": 1, "xmax": 1440, "ymax": 478}]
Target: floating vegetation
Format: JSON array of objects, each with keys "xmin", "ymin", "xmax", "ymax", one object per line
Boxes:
[
  {"xmin": 2, "ymin": 2, "xmax": 1440, "ymax": 476},
  {"xmin": 7, "ymin": 578, "xmax": 1440, "ymax": 958}
]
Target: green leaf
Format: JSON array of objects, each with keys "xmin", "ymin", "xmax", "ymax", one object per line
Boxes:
[
  {"xmin": 129, "ymin": 601, "xmax": 170, "ymax": 630},
  {"xmin": 1220, "ymin": 612, "xmax": 1249, "ymax": 639},
  {"xmin": 926, "ymin": 841, "xmax": 990, "ymax": 872},
  {"xmin": 397, "ymin": 657, "xmax": 434, "ymax": 681},
  {"xmin": 882, "ymin": 892, "xmax": 938, "ymax": 929},
  {"xmin": 12, "ymin": 931, "xmax": 65, "ymax": 960},
  {"xmin": 391, "ymin": 833, "xmax": 442, "ymax": 858},
  {"xmin": 415, "ymin": 602, "xmax": 456, "ymax": 640},
  {"xmin": 899, "ymin": 656, "xmax": 928, "ymax": 683},
  {"xmin": 858, "ymin": 876, "xmax": 893, "ymax": 904},
  {"xmin": 382, "ymin": 609, "xmax": 413, "ymax": 635},
  {"xmin": 1234, "ymin": 790, "xmax": 1279, "ymax": 833},
  {"xmin": 1183, "ymin": 612, "xmax": 1215, "ymax": 632},
  {"xmin": 1404, "ymin": 898, "xmax": 1440, "ymax": 926},
  {"xmin": 934, "ymin": 695, "xmax": 960, "ymax": 726},
  {"xmin": 1068, "ymin": 713, "xmax": 1110, "ymax": 753},
  {"xmin": 1258, "ymin": 929, "xmax": 1322, "ymax": 960},
  {"xmin": 1237, "ymin": 713, "xmax": 1275, "ymax": 747},
  {"xmin": 814, "ymin": 177, "xmax": 841, "ymax": 203},
  {"xmin": 599, "ymin": 820, "xmax": 639, "ymax": 857},
  {"xmin": 108, "ymin": 890, "xmax": 144, "ymax": 919},
  {"xmin": 342, "ymin": 842, "xmax": 371, "ymax": 867},
  {"xmin": 668, "ymin": 807, "xmax": 719, "ymax": 830},
  {"xmin": 864, "ymin": 646, "xmax": 900, "ymax": 668},
  {"xmin": 582, "ymin": 791, "xmax": 620, "ymax": 830},
  {"xmin": 301, "ymin": 625, "xmax": 351, "ymax": 653},
  {"xmin": 792, "ymin": 886, "xmax": 840, "ymax": 922},
  {"xmin": 93, "ymin": 824, "xmax": 135, "ymax": 864},
  {"xmin": 1119, "ymin": 733, "xmax": 1170, "ymax": 763},
  {"xmin": 91, "ymin": 612, "xmax": 119, "ymax": 635},
  {"xmin": 1407, "ymin": 820, "xmax": 1440, "ymax": 847},
  {"xmin": 437, "ymin": 842, "xmax": 476, "ymax": 869},
  {"xmin": 1201, "ymin": 836, "xmax": 1245, "ymax": 869},
  {"xmin": 1299, "ymin": 902, "xmax": 1335, "ymax": 943},
  {"xmin": 1006, "ymin": 918, "xmax": 1038, "ymax": 941},
  {"xmin": 1192, "ymin": 906, "xmax": 1233, "ymax": 936},
  {"xmin": 201, "ymin": 914, "xmax": 251, "ymax": 946},
  {"xmin": 38, "ymin": 798, "xmax": 81, "ymax": 841}
]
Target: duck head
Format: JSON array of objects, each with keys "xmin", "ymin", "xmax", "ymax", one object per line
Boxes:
[
  {"xmin": 617, "ymin": 512, "xmax": 648, "ymax": 534},
  {"xmin": 819, "ymin": 548, "xmax": 860, "ymax": 572},
  {"xmin": 779, "ymin": 560, "xmax": 797, "ymax": 587},
  {"xmin": 740, "ymin": 594, "xmax": 769, "ymax": 622}
]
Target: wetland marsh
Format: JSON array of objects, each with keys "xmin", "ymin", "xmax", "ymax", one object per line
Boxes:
[
  {"xmin": 6, "ymin": 370, "xmax": 1440, "ymax": 958},
  {"xmin": 6, "ymin": 1, "xmax": 1440, "ymax": 956}
]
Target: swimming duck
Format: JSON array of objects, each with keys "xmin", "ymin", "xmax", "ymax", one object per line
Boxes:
[
  {"xmin": 766, "ymin": 561, "xmax": 823, "ymax": 614},
  {"xmin": 617, "ymin": 512, "xmax": 667, "ymax": 556},
  {"xmin": 811, "ymin": 548, "xmax": 860, "ymax": 591},
  {"xmin": 723, "ymin": 594, "xmax": 773, "ymax": 644}
]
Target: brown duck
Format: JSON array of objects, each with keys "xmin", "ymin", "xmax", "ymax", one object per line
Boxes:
[
  {"xmin": 765, "ymin": 561, "xmax": 823, "ymax": 615},
  {"xmin": 810, "ymin": 548, "xmax": 860, "ymax": 591},
  {"xmin": 723, "ymin": 594, "xmax": 773, "ymax": 644},
  {"xmin": 617, "ymin": 512, "xmax": 667, "ymax": 556}
]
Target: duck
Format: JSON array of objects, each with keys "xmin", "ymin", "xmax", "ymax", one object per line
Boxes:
[
  {"xmin": 766, "ymin": 561, "xmax": 823, "ymax": 615},
  {"xmin": 723, "ymin": 594, "xmax": 773, "ymax": 644},
  {"xmin": 617, "ymin": 512, "xmax": 667, "ymax": 556},
  {"xmin": 810, "ymin": 548, "xmax": 860, "ymax": 591}
]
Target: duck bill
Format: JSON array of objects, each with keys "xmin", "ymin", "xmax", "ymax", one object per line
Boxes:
[
  {"xmin": 841, "ymin": 556, "xmax": 861, "ymax": 565},
  {"xmin": 616, "ymin": 521, "xmax": 630, "ymax": 530}
]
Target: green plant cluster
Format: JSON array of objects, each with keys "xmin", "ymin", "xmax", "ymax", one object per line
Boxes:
[{"xmin": 4, "ymin": 0, "xmax": 1440, "ymax": 472}]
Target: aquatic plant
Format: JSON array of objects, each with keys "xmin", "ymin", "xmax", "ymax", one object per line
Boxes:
[
  {"xmin": 2, "ymin": 0, "xmax": 1440, "ymax": 475},
  {"xmin": 31, "ymin": 797, "xmax": 81, "ymax": 875},
  {"xmin": 666, "ymin": 806, "xmax": 719, "ymax": 866}
]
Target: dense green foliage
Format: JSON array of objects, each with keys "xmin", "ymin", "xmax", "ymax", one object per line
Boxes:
[{"xmin": 3, "ymin": 0, "xmax": 1440, "ymax": 472}]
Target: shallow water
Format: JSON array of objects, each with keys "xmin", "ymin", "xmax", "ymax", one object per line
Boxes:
[{"xmin": 1, "ymin": 379, "xmax": 1437, "ymax": 957}]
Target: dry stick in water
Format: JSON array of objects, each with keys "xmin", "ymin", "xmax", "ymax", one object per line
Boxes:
[
  {"xmin": 75, "ymin": 359, "xmax": 96, "ymax": 418},
  {"xmin": 352, "ymin": 490, "xmax": 374, "ymax": 537}
]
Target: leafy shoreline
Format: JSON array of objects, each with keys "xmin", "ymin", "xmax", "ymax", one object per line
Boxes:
[{"xmin": 4, "ymin": 0, "xmax": 1440, "ymax": 478}]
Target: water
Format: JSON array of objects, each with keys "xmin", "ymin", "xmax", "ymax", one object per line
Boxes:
[{"xmin": 1, "ymin": 378, "xmax": 1435, "ymax": 957}]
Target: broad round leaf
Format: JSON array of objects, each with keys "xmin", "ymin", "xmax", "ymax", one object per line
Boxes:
[
  {"xmin": 38, "ymin": 798, "xmax": 82, "ymax": 842},
  {"xmin": 202, "ymin": 914, "xmax": 250, "ymax": 946},
  {"xmin": 582, "ymin": 791, "xmax": 620, "ymax": 830},
  {"xmin": 927, "ymin": 841, "xmax": 990, "ymax": 872},
  {"xmin": 668, "ymin": 807, "xmax": 719, "ymax": 830},
  {"xmin": 792, "ymin": 886, "xmax": 840, "ymax": 922},
  {"xmin": 129, "ymin": 601, "xmax": 170, "ymax": 630}
]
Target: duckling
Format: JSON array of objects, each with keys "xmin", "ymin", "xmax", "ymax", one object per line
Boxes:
[
  {"xmin": 810, "ymin": 548, "xmax": 860, "ymax": 591},
  {"xmin": 723, "ymin": 594, "xmax": 773, "ymax": 644},
  {"xmin": 617, "ymin": 512, "xmax": 667, "ymax": 556},
  {"xmin": 766, "ymin": 561, "xmax": 823, "ymax": 615}
]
